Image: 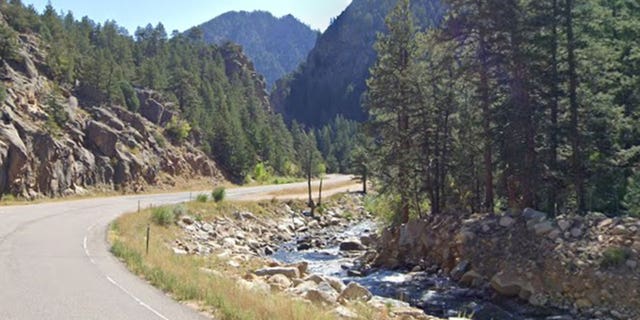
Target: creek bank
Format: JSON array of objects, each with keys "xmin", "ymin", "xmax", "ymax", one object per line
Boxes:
[
  {"xmin": 366, "ymin": 209, "xmax": 640, "ymax": 319},
  {"xmin": 171, "ymin": 194, "xmax": 444, "ymax": 320}
]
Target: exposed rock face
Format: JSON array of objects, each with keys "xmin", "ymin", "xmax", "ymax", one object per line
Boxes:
[
  {"xmin": 0, "ymin": 33, "xmax": 223, "ymax": 199},
  {"xmin": 371, "ymin": 210, "xmax": 640, "ymax": 319}
]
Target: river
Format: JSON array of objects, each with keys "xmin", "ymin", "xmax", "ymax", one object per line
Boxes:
[{"xmin": 272, "ymin": 220, "xmax": 575, "ymax": 320}]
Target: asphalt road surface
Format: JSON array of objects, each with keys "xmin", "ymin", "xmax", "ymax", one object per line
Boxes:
[{"xmin": 0, "ymin": 174, "xmax": 357, "ymax": 320}]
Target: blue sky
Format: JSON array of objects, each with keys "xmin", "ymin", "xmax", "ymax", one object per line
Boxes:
[{"xmin": 24, "ymin": 0, "xmax": 353, "ymax": 33}]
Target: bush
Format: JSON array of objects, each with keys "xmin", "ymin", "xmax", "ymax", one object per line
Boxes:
[
  {"xmin": 152, "ymin": 130, "xmax": 167, "ymax": 148},
  {"xmin": 120, "ymin": 81, "xmax": 140, "ymax": 112},
  {"xmin": 150, "ymin": 207, "xmax": 174, "ymax": 226},
  {"xmin": 212, "ymin": 187, "xmax": 225, "ymax": 202},
  {"xmin": 252, "ymin": 162, "xmax": 272, "ymax": 183},
  {"xmin": 601, "ymin": 247, "xmax": 631, "ymax": 268},
  {"xmin": 196, "ymin": 194, "xmax": 208, "ymax": 203},
  {"xmin": 0, "ymin": 84, "xmax": 6, "ymax": 103},
  {"xmin": 624, "ymin": 170, "xmax": 640, "ymax": 217},
  {"xmin": 165, "ymin": 118, "xmax": 191, "ymax": 143},
  {"xmin": 0, "ymin": 24, "xmax": 18, "ymax": 61},
  {"xmin": 172, "ymin": 204, "xmax": 187, "ymax": 218}
]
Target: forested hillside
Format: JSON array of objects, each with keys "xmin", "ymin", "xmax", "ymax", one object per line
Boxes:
[
  {"xmin": 197, "ymin": 11, "xmax": 318, "ymax": 89},
  {"xmin": 273, "ymin": 0, "xmax": 444, "ymax": 127},
  {"xmin": 0, "ymin": 1, "xmax": 321, "ymax": 184},
  {"xmin": 366, "ymin": 0, "xmax": 640, "ymax": 221}
]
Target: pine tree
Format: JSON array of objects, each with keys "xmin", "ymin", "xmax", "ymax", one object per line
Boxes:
[{"xmin": 366, "ymin": 0, "xmax": 421, "ymax": 223}]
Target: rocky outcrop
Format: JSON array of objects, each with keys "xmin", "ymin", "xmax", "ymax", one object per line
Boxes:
[
  {"xmin": 136, "ymin": 90, "xmax": 177, "ymax": 126},
  {"xmin": 370, "ymin": 210, "xmax": 640, "ymax": 319},
  {"xmin": 220, "ymin": 44, "xmax": 271, "ymax": 111},
  {"xmin": 0, "ymin": 31, "xmax": 223, "ymax": 199}
]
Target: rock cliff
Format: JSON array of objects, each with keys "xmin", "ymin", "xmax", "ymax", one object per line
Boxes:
[{"xmin": 0, "ymin": 27, "xmax": 223, "ymax": 199}]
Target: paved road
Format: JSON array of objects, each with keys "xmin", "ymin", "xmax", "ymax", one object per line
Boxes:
[{"xmin": 0, "ymin": 175, "xmax": 357, "ymax": 320}]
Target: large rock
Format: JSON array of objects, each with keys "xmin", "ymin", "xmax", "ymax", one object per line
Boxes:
[
  {"xmin": 338, "ymin": 282, "xmax": 372, "ymax": 303},
  {"xmin": 267, "ymin": 274, "xmax": 292, "ymax": 291},
  {"xmin": 523, "ymin": 208, "xmax": 547, "ymax": 223},
  {"xmin": 490, "ymin": 271, "xmax": 534, "ymax": 299},
  {"xmin": 85, "ymin": 121, "xmax": 118, "ymax": 157},
  {"xmin": 0, "ymin": 123, "xmax": 28, "ymax": 193},
  {"xmin": 499, "ymin": 216, "xmax": 516, "ymax": 228},
  {"xmin": 254, "ymin": 266, "xmax": 300, "ymax": 279},
  {"xmin": 533, "ymin": 221, "xmax": 554, "ymax": 235},
  {"xmin": 339, "ymin": 238, "xmax": 366, "ymax": 251}
]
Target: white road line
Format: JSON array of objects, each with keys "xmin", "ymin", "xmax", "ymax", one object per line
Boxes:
[
  {"xmin": 106, "ymin": 276, "xmax": 171, "ymax": 320},
  {"xmin": 83, "ymin": 221, "xmax": 170, "ymax": 320}
]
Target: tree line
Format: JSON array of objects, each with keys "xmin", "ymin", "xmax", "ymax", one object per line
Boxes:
[
  {"xmin": 0, "ymin": 0, "xmax": 356, "ymax": 182},
  {"xmin": 366, "ymin": 0, "xmax": 640, "ymax": 222}
]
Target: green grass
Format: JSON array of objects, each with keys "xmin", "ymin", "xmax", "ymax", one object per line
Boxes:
[
  {"xmin": 196, "ymin": 194, "xmax": 209, "ymax": 203},
  {"xmin": 150, "ymin": 207, "xmax": 174, "ymax": 226},
  {"xmin": 601, "ymin": 247, "xmax": 631, "ymax": 268}
]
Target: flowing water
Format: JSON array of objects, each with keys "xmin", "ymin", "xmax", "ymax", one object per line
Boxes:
[{"xmin": 273, "ymin": 220, "xmax": 575, "ymax": 320}]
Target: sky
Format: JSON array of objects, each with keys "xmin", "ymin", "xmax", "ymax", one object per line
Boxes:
[{"xmin": 24, "ymin": 0, "xmax": 353, "ymax": 33}]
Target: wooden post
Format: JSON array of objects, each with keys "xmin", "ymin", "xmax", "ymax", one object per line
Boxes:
[
  {"xmin": 318, "ymin": 178, "xmax": 323, "ymax": 207},
  {"xmin": 138, "ymin": 200, "xmax": 140, "ymax": 213},
  {"xmin": 146, "ymin": 224, "xmax": 150, "ymax": 255}
]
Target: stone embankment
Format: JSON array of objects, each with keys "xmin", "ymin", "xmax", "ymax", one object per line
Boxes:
[
  {"xmin": 171, "ymin": 194, "xmax": 444, "ymax": 320},
  {"xmin": 369, "ymin": 209, "xmax": 640, "ymax": 319}
]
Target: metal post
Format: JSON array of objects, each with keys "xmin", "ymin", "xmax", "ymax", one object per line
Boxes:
[{"xmin": 138, "ymin": 200, "xmax": 140, "ymax": 213}]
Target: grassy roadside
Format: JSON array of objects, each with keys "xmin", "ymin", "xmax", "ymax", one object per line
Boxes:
[{"xmin": 109, "ymin": 199, "xmax": 344, "ymax": 320}]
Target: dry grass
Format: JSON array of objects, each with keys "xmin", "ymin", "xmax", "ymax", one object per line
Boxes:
[
  {"xmin": 267, "ymin": 179, "xmax": 361, "ymax": 198},
  {"xmin": 109, "ymin": 200, "xmax": 343, "ymax": 320}
]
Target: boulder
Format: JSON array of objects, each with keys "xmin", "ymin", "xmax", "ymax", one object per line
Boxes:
[
  {"xmin": 459, "ymin": 270, "xmax": 483, "ymax": 288},
  {"xmin": 267, "ymin": 274, "xmax": 292, "ymax": 291},
  {"xmin": 490, "ymin": 271, "xmax": 534, "ymax": 299},
  {"xmin": 254, "ymin": 266, "xmax": 300, "ymax": 279},
  {"xmin": 339, "ymin": 238, "xmax": 366, "ymax": 251},
  {"xmin": 557, "ymin": 219, "xmax": 572, "ymax": 231},
  {"xmin": 338, "ymin": 282, "xmax": 372, "ymax": 303},
  {"xmin": 523, "ymin": 208, "xmax": 547, "ymax": 223},
  {"xmin": 499, "ymin": 216, "xmax": 516, "ymax": 228},
  {"xmin": 533, "ymin": 221, "xmax": 554, "ymax": 235},
  {"xmin": 85, "ymin": 121, "xmax": 118, "ymax": 157},
  {"xmin": 139, "ymin": 98, "xmax": 165, "ymax": 125},
  {"xmin": 305, "ymin": 288, "xmax": 337, "ymax": 306}
]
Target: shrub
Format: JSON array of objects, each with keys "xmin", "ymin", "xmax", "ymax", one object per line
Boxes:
[
  {"xmin": 196, "ymin": 194, "xmax": 208, "ymax": 203},
  {"xmin": 150, "ymin": 207, "xmax": 174, "ymax": 226},
  {"xmin": 601, "ymin": 247, "xmax": 631, "ymax": 268},
  {"xmin": 212, "ymin": 187, "xmax": 225, "ymax": 202},
  {"xmin": 120, "ymin": 81, "xmax": 139, "ymax": 112},
  {"xmin": 172, "ymin": 204, "xmax": 187, "ymax": 218},
  {"xmin": 252, "ymin": 162, "xmax": 271, "ymax": 183},
  {"xmin": 0, "ymin": 84, "xmax": 6, "ymax": 103},
  {"xmin": 165, "ymin": 118, "xmax": 191, "ymax": 143},
  {"xmin": 624, "ymin": 170, "xmax": 640, "ymax": 217},
  {"xmin": 152, "ymin": 130, "xmax": 167, "ymax": 148}
]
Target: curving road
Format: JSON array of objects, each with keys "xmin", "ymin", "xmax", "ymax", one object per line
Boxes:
[{"xmin": 0, "ymin": 174, "xmax": 357, "ymax": 320}]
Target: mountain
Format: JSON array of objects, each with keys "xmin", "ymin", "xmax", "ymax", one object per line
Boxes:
[
  {"xmin": 272, "ymin": 0, "xmax": 444, "ymax": 127},
  {"xmin": 0, "ymin": 1, "xmax": 307, "ymax": 198},
  {"xmin": 197, "ymin": 11, "xmax": 318, "ymax": 89}
]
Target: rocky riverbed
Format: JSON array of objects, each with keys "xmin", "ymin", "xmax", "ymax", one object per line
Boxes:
[
  {"xmin": 171, "ymin": 194, "xmax": 444, "ymax": 320},
  {"xmin": 170, "ymin": 194, "xmax": 609, "ymax": 320}
]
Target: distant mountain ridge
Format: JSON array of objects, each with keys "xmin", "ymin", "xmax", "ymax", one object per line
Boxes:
[
  {"xmin": 197, "ymin": 11, "xmax": 318, "ymax": 89},
  {"xmin": 272, "ymin": 0, "xmax": 444, "ymax": 127}
]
